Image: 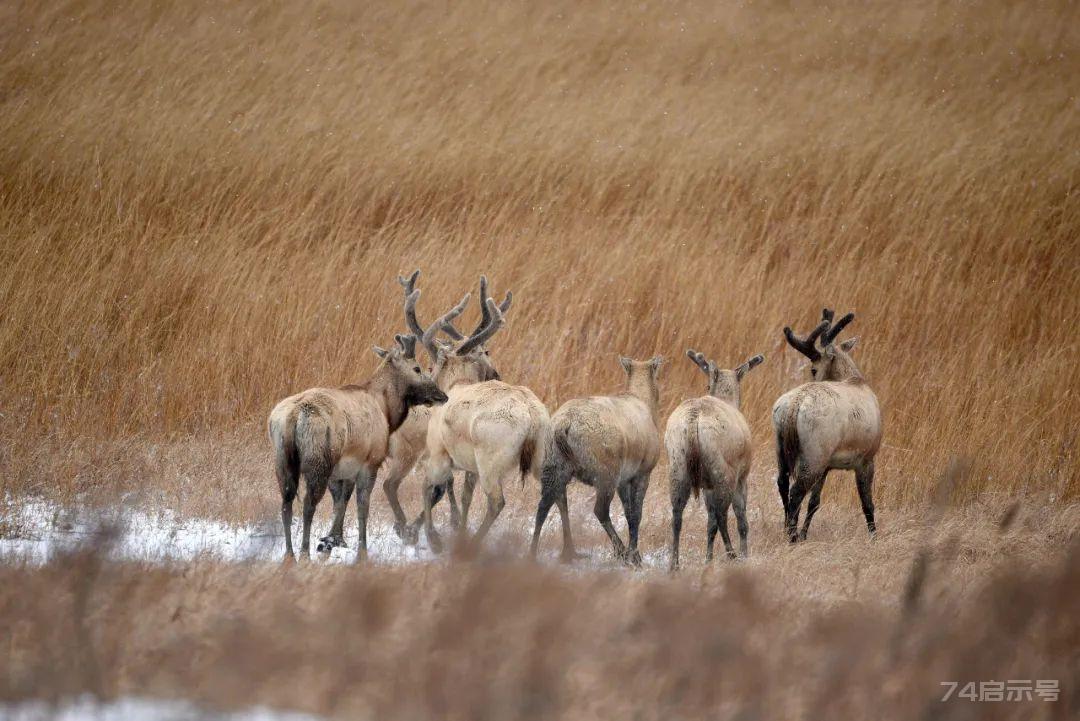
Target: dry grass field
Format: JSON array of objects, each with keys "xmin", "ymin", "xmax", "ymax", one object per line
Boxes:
[{"xmin": 1, "ymin": 0, "xmax": 1079, "ymax": 718}]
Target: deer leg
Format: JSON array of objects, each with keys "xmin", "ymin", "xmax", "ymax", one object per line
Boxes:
[
  {"xmin": 445, "ymin": 477, "xmax": 462, "ymax": 530},
  {"xmin": 775, "ymin": 431, "xmax": 791, "ymax": 518},
  {"xmin": 353, "ymin": 468, "xmax": 377, "ymax": 563},
  {"xmin": 422, "ymin": 454, "xmax": 453, "ymax": 554},
  {"xmin": 669, "ymin": 471, "xmax": 691, "ymax": 571},
  {"xmin": 381, "ymin": 456, "xmax": 414, "ymax": 543},
  {"xmin": 319, "ymin": 477, "xmax": 355, "ymax": 553},
  {"xmin": 472, "ymin": 471, "xmax": 506, "ymax": 546},
  {"xmin": 459, "ymin": 472, "xmax": 478, "ymax": 532},
  {"xmin": 531, "ymin": 487, "xmax": 558, "ymax": 559},
  {"xmin": 279, "ymin": 473, "xmax": 298, "ymax": 563},
  {"xmin": 407, "ymin": 477, "xmax": 450, "ymax": 540},
  {"xmin": 555, "ymin": 489, "xmax": 585, "ymax": 563},
  {"xmin": 705, "ymin": 489, "xmax": 719, "ymax": 563},
  {"xmin": 300, "ymin": 475, "xmax": 328, "ymax": 559},
  {"xmin": 786, "ymin": 466, "xmax": 817, "ymax": 543},
  {"xmin": 618, "ymin": 478, "xmax": 644, "ymax": 567},
  {"xmin": 856, "ymin": 460, "xmax": 877, "ymax": 536},
  {"xmin": 733, "ymin": 482, "xmax": 750, "ymax": 558},
  {"xmin": 799, "ymin": 472, "xmax": 827, "ymax": 541},
  {"xmin": 594, "ymin": 484, "xmax": 626, "ymax": 561},
  {"xmin": 716, "ymin": 497, "xmax": 736, "ymax": 560}
]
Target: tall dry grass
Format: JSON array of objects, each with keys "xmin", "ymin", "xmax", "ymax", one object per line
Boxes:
[
  {"xmin": 1, "ymin": 0, "xmax": 1078, "ymax": 508},
  {"xmin": 1, "ymin": 524, "xmax": 1077, "ymax": 720}
]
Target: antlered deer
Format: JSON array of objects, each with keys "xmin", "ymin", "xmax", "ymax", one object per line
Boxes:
[
  {"xmin": 773, "ymin": 309, "xmax": 881, "ymax": 542},
  {"xmin": 531, "ymin": 356, "xmax": 663, "ymax": 566},
  {"xmin": 666, "ymin": 349, "xmax": 764, "ymax": 569},
  {"xmin": 312, "ymin": 280, "xmax": 471, "ymax": 553},
  {"xmin": 268, "ymin": 335, "xmax": 447, "ymax": 562},
  {"xmin": 422, "ymin": 297, "xmax": 551, "ymax": 553}
]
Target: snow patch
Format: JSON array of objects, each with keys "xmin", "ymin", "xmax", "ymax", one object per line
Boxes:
[{"xmin": 0, "ymin": 695, "xmax": 323, "ymax": 721}]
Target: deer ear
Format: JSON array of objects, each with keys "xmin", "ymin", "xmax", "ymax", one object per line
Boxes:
[
  {"xmin": 619, "ymin": 356, "xmax": 632, "ymax": 374},
  {"xmin": 839, "ymin": 337, "xmax": 859, "ymax": 353},
  {"xmin": 372, "ymin": 345, "xmax": 390, "ymax": 359},
  {"xmin": 649, "ymin": 356, "xmax": 664, "ymax": 376}
]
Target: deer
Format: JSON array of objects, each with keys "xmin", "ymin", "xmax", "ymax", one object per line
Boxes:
[
  {"xmin": 380, "ymin": 271, "xmax": 511, "ymax": 544},
  {"xmin": 665, "ymin": 349, "xmax": 764, "ymax": 570},
  {"xmin": 267, "ymin": 335, "xmax": 448, "ymax": 562},
  {"xmin": 421, "ymin": 294, "xmax": 552, "ymax": 554},
  {"xmin": 309, "ymin": 274, "xmax": 476, "ymax": 553},
  {"xmin": 773, "ymin": 308, "xmax": 881, "ymax": 542},
  {"xmin": 530, "ymin": 356, "xmax": 663, "ymax": 566}
]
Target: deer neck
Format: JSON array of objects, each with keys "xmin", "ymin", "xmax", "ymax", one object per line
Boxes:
[
  {"xmin": 626, "ymin": 371, "xmax": 660, "ymax": 422},
  {"xmin": 365, "ymin": 365, "xmax": 410, "ymax": 433},
  {"xmin": 825, "ymin": 351, "xmax": 865, "ymax": 383},
  {"xmin": 435, "ymin": 360, "xmax": 481, "ymax": 392}
]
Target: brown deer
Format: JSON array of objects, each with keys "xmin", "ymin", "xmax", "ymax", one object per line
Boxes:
[
  {"xmin": 313, "ymin": 280, "xmax": 472, "ymax": 554},
  {"xmin": 666, "ymin": 350, "xmax": 764, "ymax": 569},
  {"xmin": 268, "ymin": 335, "xmax": 447, "ymax": 562},
  {"xmin": 421, "ymin": 297, "xmax": 552, "ymax": 553},
  {"xmin": 530, "ymin": 356, "xmax": 663, "ymax": 566},
  {"xmin": 773, "ymin": 309, "xmax": 881, "ymax": 542}
]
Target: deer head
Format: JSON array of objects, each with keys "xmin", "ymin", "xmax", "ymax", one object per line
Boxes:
[
  {"xmin": 686, "ymin": 349, "xmax": 764, "ymax": 408},
  {"xmin": 372, "ymin": 336, "xmax": 448, "ymax": 407},
  {"xmin": 784, "ymin": 308, "xmax": 862, "ymax": 382}
]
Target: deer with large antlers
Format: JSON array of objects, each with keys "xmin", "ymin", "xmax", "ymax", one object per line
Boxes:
[
  {"xmin": 666, "ymin": 350, "xmax": 764, "ymax": 569},
  {"xmin": 267, "ymin": 335, "xmax": 447, "ymax": 562},
  {"xmin": 421, "ymin": 287, "xmax": 551, "ymax": 553},
  {"xmin": 531, "ymin": 356, "xmax": 663, "ymax": 566},
  {"xmin": 773, "ymin": 309, "xmax": 881, "ymax": 542},
  {"xmin": 378, "ymin": 271, "xmax": 511, "ymax": 544}
]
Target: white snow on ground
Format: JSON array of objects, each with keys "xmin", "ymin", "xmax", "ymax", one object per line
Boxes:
[
  {"xmin": 0, "ymin": 695, "xmax": 323, "ymax": 721},
  {"xmin": 0, "ymin": 494, "xmax": 668, "ymax": 571},
  {"xmin": 0, "ymin": 495, "xmax": 430, "ymax": 567}
]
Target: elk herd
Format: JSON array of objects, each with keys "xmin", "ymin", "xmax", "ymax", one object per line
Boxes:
[{"xmin": 269, "ymin": 271, "xmax": 883, "ymax": 569}]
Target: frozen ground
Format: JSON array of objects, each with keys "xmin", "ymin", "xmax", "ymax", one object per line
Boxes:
[
  {"xmin": 0, "ymin": 495, "xmax": 667, "ymax": 570},
  {"xmin": 0, "ymin": 695, "xmax": 323, "ymax": 721}
]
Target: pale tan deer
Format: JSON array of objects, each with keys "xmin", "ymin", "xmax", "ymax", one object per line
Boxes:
[
  {"xmin": 530, "ymin": 356, "xmax": 663, "ymax": 566},
  {"xmin": 312, "ymin": 280, "xmax": 472, "ymax": 554},
  {"xmin": 380, "ymin": 271, "xmax": 511, "ymax": 544},
  {"xmin": 665, "ymin": 350, "xmax": 764, "ymax": 569},
  {"xmin": 268, "ymin": 336, "xmax": 447, "ymax": 562},
  {"xmin": 422, "ymin": 298, "xmax": 552, "ymax": 553},
  {"xmin": 773, "ymin": 309, "xmax": 881, "ymax": 542}
]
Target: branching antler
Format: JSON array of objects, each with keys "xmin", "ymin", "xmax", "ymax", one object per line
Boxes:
[
  {"xmin": 821, "ymin": 312, "xmax": 854, "ymax": 346},
  {"xmin": 456, "ymin": 298, "xmax": 505, "ymax": 355},
  {"xmin": 463, "ymin": 275, "xmax": 513, "ymax": 339},
  {"xmin": 783, "ymin": 320, "xmax": 829, "ymax": 361},
  {"xmin": 403, "ymin": 285, "xmax": 471, "ymax": 362}
]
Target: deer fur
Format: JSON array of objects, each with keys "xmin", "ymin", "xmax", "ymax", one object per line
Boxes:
[
  {"xmin": 531, "ymin": 356, "xmax": 663, "ymax": 565},
  {"xmin": 421, "ymin": 296, "xmax": 552, "ymax": 553},
  {"xmin": 267, "ymin": 337, "xmax": 447, "ymax": 562},
  {"xmin": 666, "ymin": 350, "xmax": 764, "ymax": 569},
  {"xmin": 772, "ymin": 308, "xmax": 882, "ymax": 542}
]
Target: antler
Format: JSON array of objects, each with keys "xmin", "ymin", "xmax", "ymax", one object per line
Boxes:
[
  {"xmin": 783, "ymin": 320, "xmax": 829, "ymax": 361},
  {"xmin": 456, "ymin": 297, "xmax": 505, "ymax": 355},
  {"xmin": 822, "ymin": 312, "xmax": 854, "ymax": 346},
  {"xmin": 398, "ymin": 270, "xmax": 472, "ymax": 361},
  {"xmin": 403, "ymin": 287, "xmax": 471, "ymax": 362},
  {"xmin": 685, "ymin": 348, "xmax": 711, "ymax": 375},
  {"xmin": 394, "ymin": 333, "xmax": 417, "ymax": 360},
  {"xmin": 452, "ymin": 275, "xmax": 513, "ymax": 340}
]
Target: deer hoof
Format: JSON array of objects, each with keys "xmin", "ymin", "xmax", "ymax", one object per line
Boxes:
[
  {"xmin": 623, "ymin": 549, "xmax": 642, "ymax": 567},
  {"xmin": 427, "ymin": 532, "xmax": 444, "ymax": 554}
]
